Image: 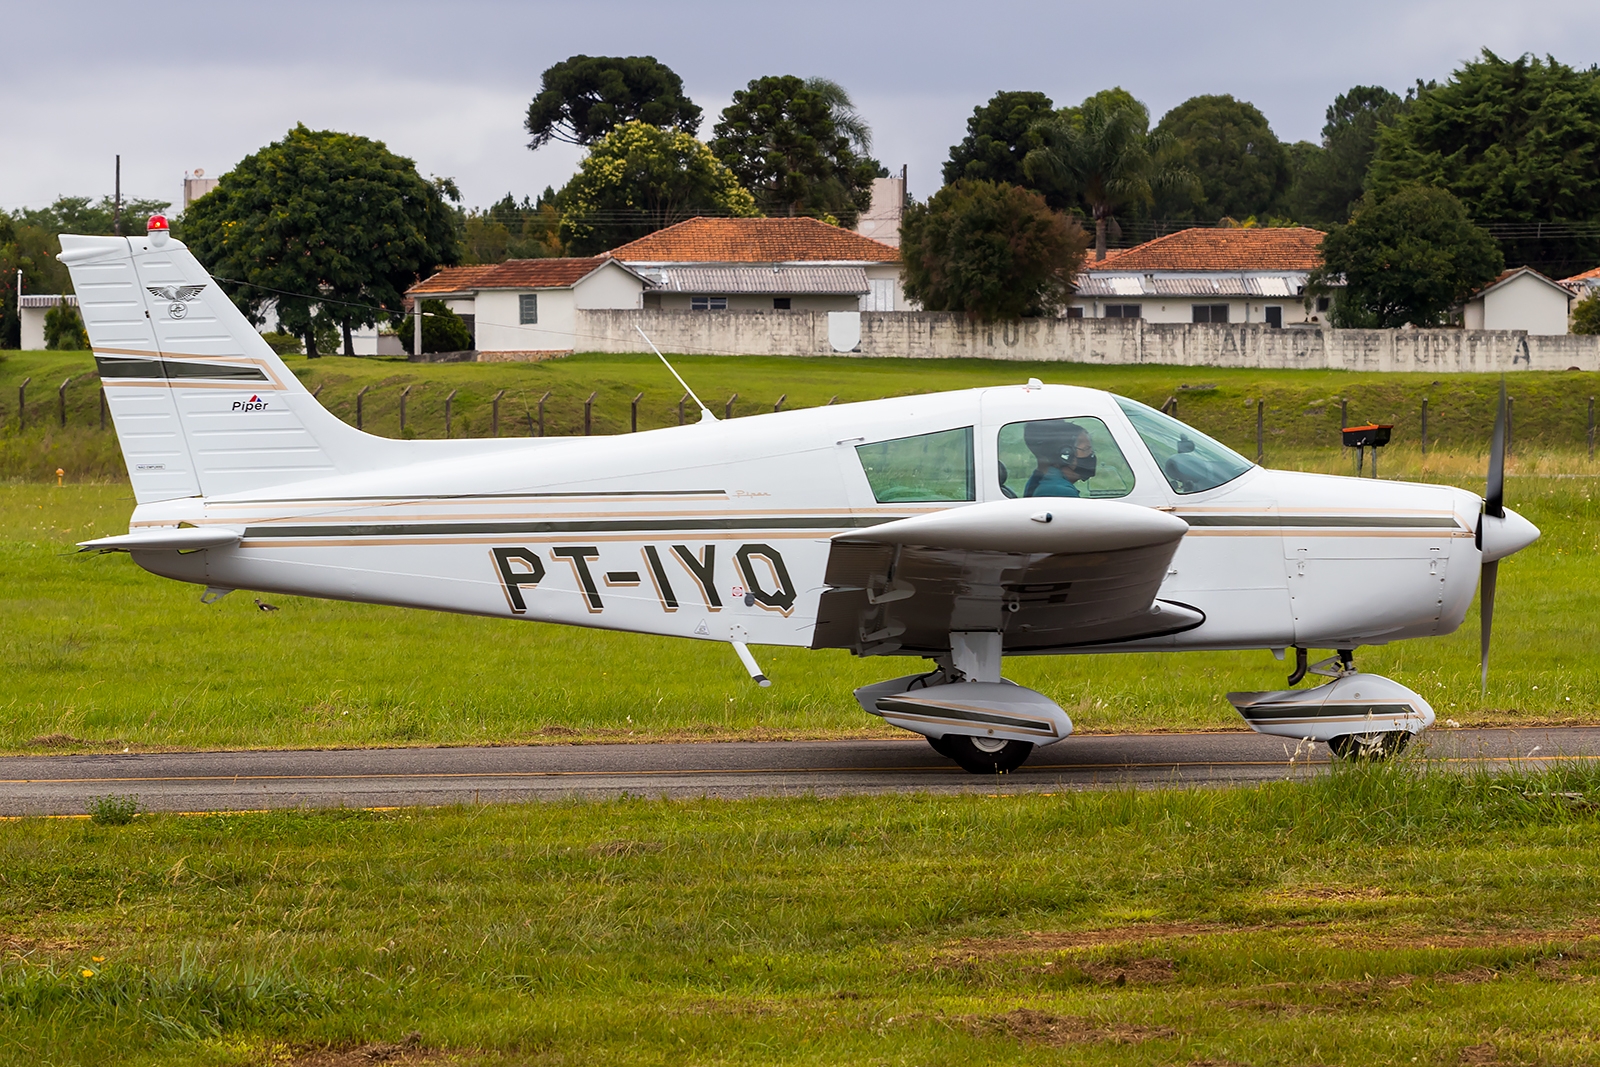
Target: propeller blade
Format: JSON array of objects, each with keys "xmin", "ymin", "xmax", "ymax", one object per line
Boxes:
[
  {"xmin": 1485, "ymin": 382, "xmax": 1506, "ymax": 519},
  {"xmin": 1480, "ymin": 559, "xmax": 1499, "ymax": 691}
]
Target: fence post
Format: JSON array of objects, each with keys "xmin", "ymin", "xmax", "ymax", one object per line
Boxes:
[
  {"xmin": 356, "ymin": 385, "xmax": 369, "ymax": 430},
  {"xmin": 312, "ymin": 382, "xmax": 325, "ymax": 400},
  {"xmin": 538, "ymin": 391, "xmax": 550, "ymax": 437},
  {"xmin": 99, "ymin": 386, "xmax": 106, "ymax": 431},
  {"xmin": 59, "ymin": 376, "xmax": 72, "ymax": 427},
  {"xmin": 774, "ymin": 393, "xmax": 787, "ymax": 413},
  {"xmin": 631, "ymin": 392, "xmax": 643, "ymax": 432},
  {"xmin": 445, "ymin": 389, "xmax": 457, "ymax": 438},
  {"xmin": 1589, "ymin": 396, "xmax": 1595, "ymax": 461},
  {"xmin": 827, "ymin": 395, "xmax": 838, "ymax": 405},
  {"xmin": 18, "ymin": 377, "xmax": 29, "ymax": 430},
  {"xmin": 491, "ymin": 389, "xmax": 504, "ymax": 437},
  {"xmin": 678, "ymin": 394, "xmax": 686, "ymax": 426},
  {"xmin": 1420, "ymin": 397, "xmax": 1429, "ymax": 456},
  {"xmin": 1161, "ymin": 396, "xmax": 1177, "ymax": 417},
  {"xmin": 584, "ymin": 391, "xmax": 597, "ymax": 435},
  {"xmin": 1255, "ymin": 399, "xmax": 1264, "ymax": 464},
  {"xmin": 399, "ymin": 385, "xmax": 413, "ymax": 434},
  {"xmin": 725, "ymin": 393, "xmax": 738, "ymax": 419}
]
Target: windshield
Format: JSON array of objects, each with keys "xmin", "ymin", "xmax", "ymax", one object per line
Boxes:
[{"xmin": 1115, "ymin": 397, "xmax": 1253, "ymax": 495}]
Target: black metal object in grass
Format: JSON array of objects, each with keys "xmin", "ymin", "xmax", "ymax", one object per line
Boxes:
[
  {"xmin": 538, "ymin": 391, "xmax": 550, "ymax": 437},
  {"xmin": 355, "ymin": 385, "xmax": 369, "ymax": 431},
  {"xmin": 58, "ymin": 376, "xmax": 71, "ymax": 427},
  {"xmin": 18, "ymin": 376, "xmax": 29, "ymax": 430},
  {"xmin": 1342, "ymin": 423, "xmax": 1393, "ymax": 478},
  {"xmin": 399, "ymin": 385, "xmax": 413, "ymax": 435},
  {"xmin": 491, "ymin": 389, "xmax": 505, "ymax": 437},
  {"xmin": 631, "ymin": 392, "xmax": 643, "ymax": 432},
  {"xmin": 445, "ymin": 389, "xmax": 458, "ymax": 438},
  {"xmin": 584, "ymin": 391, "xmax": 597, "ymax": 435},
  {"xmin": 725, "ymin": 393, "xmax": 738, "ymax": 419}
]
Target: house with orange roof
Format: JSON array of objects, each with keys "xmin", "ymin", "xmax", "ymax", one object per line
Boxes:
[
  {"xmin": 611, "ymin": 216, "xmax": 905, "ymax": 313},
  {"xmin": 406, "ymin": 256, "xmax": 650, "ymax": 356},
  {"xmin": 1563, "ymin": 266, "xmax": 1600, "ymax": 301},
  {"xmin": 1069, "ymin": 227, "xmax": 1330, "ymax": 327},
  {"xmin": 1462, "ymin": 267, "xmax": 1572, "ymax": 335}
]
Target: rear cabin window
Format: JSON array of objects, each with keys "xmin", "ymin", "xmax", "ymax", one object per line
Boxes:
[
  {"xmin": 996, "ymin": 416, "xmax": 1135, "ymax": 499},
  {"xmin": 855, "ymin": 427, "xmax": 975, "ymax": 502}
]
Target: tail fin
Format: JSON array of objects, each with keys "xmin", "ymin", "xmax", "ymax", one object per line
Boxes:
[{"xmin": 59, "ymin": 228, "xmax": 400, "ymax": 503}]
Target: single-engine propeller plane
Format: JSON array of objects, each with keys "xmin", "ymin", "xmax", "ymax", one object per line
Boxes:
[{"xmin": 62, "ymin": 218, "xmax": 1540, "ymax": 772}]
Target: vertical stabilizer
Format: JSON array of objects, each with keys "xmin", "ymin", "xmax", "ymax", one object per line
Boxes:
[{"xmin": 59, "ymin": 221, "xmax": 400, "ymax": 503}]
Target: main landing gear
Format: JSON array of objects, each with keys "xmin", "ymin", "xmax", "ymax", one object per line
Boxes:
[{"xmin": 854, "ymin": 632, "xmax": 1072, "ymax": 776}]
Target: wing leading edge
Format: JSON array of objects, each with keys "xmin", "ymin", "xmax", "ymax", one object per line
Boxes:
[{"xmin": 811, "ymin": 498, "xmax": 1200, "ymax": 656}]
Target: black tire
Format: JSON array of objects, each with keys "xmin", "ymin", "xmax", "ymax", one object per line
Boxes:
[
  {"xmin": 1327, "ymin": 731, "xmax": 1411, "ymax": 761},
  {"xmin": 926, "ymin": 735, "xmax": 958, "ymax": 759},
  {"xmin": 937, "ymin": 734, "xmax": 1035, "ymax": 774}
]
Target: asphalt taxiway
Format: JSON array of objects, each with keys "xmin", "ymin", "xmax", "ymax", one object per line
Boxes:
[{"xmin": 1, "ymin": 726, "xmax": 1596, "ymax": 816}]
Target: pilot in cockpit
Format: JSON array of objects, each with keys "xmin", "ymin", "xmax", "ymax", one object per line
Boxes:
[{"xmin": 1022, "ymin": 420, "xmax": 1096, "ymax": 497}]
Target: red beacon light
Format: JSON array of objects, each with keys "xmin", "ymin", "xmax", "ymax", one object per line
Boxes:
[
  {"xmin": 146, "ymin": 213, "xmax": 170, "ymax": 246},
  {"xmin": 147, "ymin": 214, "xmax": 169, "ymax": 232}
]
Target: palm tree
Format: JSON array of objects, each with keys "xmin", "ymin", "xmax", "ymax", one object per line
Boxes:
[
  {"xmin": 1023, "ymin": 97, "xmax": 1191, "ymax": 261},
  {"xmin": 804, "ymin": 77, "xmax": 872, "ymax": 156}
]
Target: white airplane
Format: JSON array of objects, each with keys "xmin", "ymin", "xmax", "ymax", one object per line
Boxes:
[{"xmin": 62, "ymin": 218, "xmax": 1540, "ymax": 773}]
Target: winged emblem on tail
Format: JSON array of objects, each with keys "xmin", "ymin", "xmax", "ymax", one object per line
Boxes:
[{"xmin": 147, "ymin": 284, "xmax": 206, "ymax": 319}]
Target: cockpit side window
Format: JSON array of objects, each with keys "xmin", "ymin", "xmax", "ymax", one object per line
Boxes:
[
  {"xmin": 1115, "ymin": 396, "xmax": 1253, "ymax": 494},
  {"xmin": 855, "ymin": 426, "xmax": 975, "ymax": 503},
  {"xmin": 997, "ymin": 416, "xmax": 1135, "ymax": 499}
]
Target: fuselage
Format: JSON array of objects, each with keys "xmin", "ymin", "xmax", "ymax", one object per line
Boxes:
[{"xmin": 124, "ymin": 382, "xmax": 1490, "ymax": 657}]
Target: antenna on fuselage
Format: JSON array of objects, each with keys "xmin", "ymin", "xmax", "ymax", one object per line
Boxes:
[{"xmin": 636, "ymin": 326, "xmax": 715, "ymax": 422}]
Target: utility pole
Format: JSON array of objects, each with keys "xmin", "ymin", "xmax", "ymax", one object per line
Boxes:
[{"xmin": 113, "ymin": 155, "xmax": 122, "ymax": 236}]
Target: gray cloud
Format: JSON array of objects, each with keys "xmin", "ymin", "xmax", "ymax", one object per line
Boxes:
[{"xmin": 4, "ymin": 0, "xmax": 1596, "ymax": 213}]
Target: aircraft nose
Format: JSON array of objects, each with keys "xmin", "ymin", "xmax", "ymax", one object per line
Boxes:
[{"xmin": 1479, "ymin": 506, "xmax": 1540, "ymax": 563}]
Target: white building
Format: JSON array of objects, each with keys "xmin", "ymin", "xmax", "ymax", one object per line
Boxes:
[
  {"xmin": 1069, "ymin": 227, "xmax": 1330, "ymax": 327},
  {"xmin": 854, "ymin": 170, "xmax": 906, "ymax": 248},
  {"xmin": 18, "ymin": 294, "xmax": 77, "ymax": 350},
  {"xmin": 1462, "ymin": 267, "xmax": 1572, "ymax": 335},
  {"xmin": 612, "ymin": 216, "xmax": 906, "ymax": 313},
  {"xmin": 407, "ymin": 257, "xmax": 651, "ymax": 357}
]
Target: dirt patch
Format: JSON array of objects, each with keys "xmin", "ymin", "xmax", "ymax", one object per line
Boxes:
[
  {"xmin": 1269, "ymin": 884, "xmax": 1391, "ymax": 902},
  {"xmin": 1, "ymin": 934, "xmax": 85, "ymax": 956},
  {"xmin": 963, "ymin": 1008, "xmax": 1174, "ymax": 1047},
  {"xmin": 1458, "ymin": 1044, "xmax": 1504, "ymax": 1066},
  {"xmin": 289, "ymin": 1034, "xmax": 444, "ymax": 1066},
  {"xmin": 28, "ymin": 733, "xmax": 86, "ymax": 748},
  {"xmin": 943, "ymin": 921, "xmax": 1277, "ymax": 961},
  {"xmin": 1310, "ymin": 923, "xmax": 1600, "ymax": 952}
]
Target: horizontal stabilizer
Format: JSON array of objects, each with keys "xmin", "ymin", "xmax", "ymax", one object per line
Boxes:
[{"xmin": 78, "ymin": 527, "xmax": 242, "ymax": 553}]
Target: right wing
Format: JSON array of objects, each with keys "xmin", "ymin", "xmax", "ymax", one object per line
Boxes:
[{"xmin": 811, "ymin": 498, "xmax": 1199, "ymax": 655}]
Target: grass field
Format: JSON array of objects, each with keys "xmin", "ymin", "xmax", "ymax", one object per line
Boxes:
[
  {"xmin": 4, "ymin": 763, "xmax": 1600, "ymax": 1064},
  {"xmin": 3, "ymin": 351, "xmax": 1599, "ymax": 751},
  {"xmin": 5, "ymin": 348, "xmax": 1600, "ymax": 482}
]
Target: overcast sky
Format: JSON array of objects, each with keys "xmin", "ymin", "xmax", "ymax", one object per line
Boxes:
[{"xmin": 4, "ymin": 0, "xmax": 1598, "ymax": 216}]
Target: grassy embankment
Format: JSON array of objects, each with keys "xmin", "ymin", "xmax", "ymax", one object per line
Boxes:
[
  {"xmin": 4, "ymin": 764, "xmax": 1600, "ymax": 1064},
  {"xmin": 1, "ymin": 350, "xmax": 1597, "ymax": 750}
]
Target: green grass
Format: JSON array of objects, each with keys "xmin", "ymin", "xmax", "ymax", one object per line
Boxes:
[
  {"xmin": 5, "ymin": 764, "xmax": 1600, "ymax": 1064},
  {"xmin": 4, "ymin": 348, "xmax": 1600, "ymax": 482},
  {"xmin": 3, "ymin": 350, "xmax": 1599, "ymax": 750}
]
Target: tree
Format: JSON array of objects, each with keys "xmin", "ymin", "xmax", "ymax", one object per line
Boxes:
[
  {"xmin": 1024, "ymin": 92, "xmax": 1191, "ymax": 260},
  {"xmin": 1285, "ymin": 86, "xmax": 1404, "ymax": 226},
  {"xmin": 1368, "ymin": 50, "xmax": 1600, "ymax": 277},
  {"xmin": 900, "ymin": 180, "xmax": 1089, "ymax": 321},
  {"xmin": 1152, "ymin": 95, "xmax": 1292, "ymax": 221},
  {"xmin": 942, "ymin": 90, "xmax": 1055, "ymax": 189},
  {"xmin": 524, "ymin": 55, "xmax": 701, "ymax": 149},
  {"xmin": 557, "ymin": 122, "xmax": 758, "ymax": 255},
  {"xmin": 183, "ymin": 125, "xmax": 461, "ymax": 358},
  {"xmin": 711, "ymin": 75, "xmax": 884, "ymax": 225},
  {"xmin": 44, "ymin": 303, "xmax": 87, "ymax": 350},
  {"xmin": 463, "ymin": 190, "xmax": 562, "ymax": 263},
  {"xmin": 18, "ymin": 194, "xmax": 170, "ymax": 237},
  {"xmin": 1313, "ymin": 185, "xmax": 1503, "ymax": 328},
  {"xmin": 1573, "ymin": 292, "xmax": 1600, "ymax": 335},
  {"xmin": 398, "ymin": 299, "xmax": 474, "ymax": 355}
]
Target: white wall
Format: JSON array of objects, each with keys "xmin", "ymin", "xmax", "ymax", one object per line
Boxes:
[
  {"xmin": 475, "ymin": 288, "xmax": 577, "ymax": 352},
  {"xmin": 1480, "ymin": 274, "xmax": 1570, "ymax": 335},
  {"xmin": 20, "ymin": 306, "xmax": 48, "ymax": 350},
  {"xmin": 572, "ymin": 263, "xmax": 645, "ymax": 311}
]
